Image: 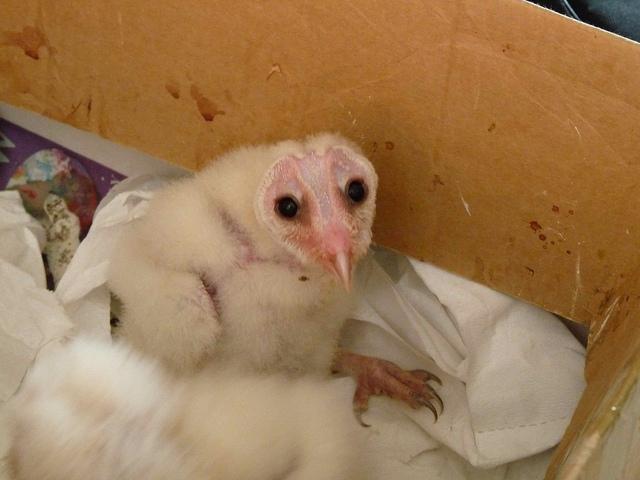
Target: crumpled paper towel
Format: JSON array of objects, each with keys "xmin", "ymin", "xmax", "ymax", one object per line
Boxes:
[
  {"xmin": 345, "ymin": 247, "xmax": 586, "ymax": 468},
  {"xmin": 0, "ymin": 191, "xmax": 47, "ymax": 288},
  {"xmin": 0, "ymin": 191, "xmax": 71, "ymax": 404}
]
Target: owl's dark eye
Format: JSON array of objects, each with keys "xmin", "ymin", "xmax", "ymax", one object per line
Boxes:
[
  {"xmin": 346, "ymin": 180, "xmax": 367, "ymax": 203},
  {"xmin": 276, "ymin": 196, "xmax": 299, "ymax": 219}
]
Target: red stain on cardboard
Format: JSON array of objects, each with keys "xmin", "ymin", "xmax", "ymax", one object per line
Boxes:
[
  {"xmin": 190, "ymin": 85, "xmax": 225, "ymax": 122},
  {"xmin": 529, "ymin": 221, "xmax": 542, "ymax": 231},
  {"xmin": 1, "ymin": 26, "xmax": 46, "ymax": 60},
  {"xmin": 165, "ymin": 82, "xmax": 180, "ymax": 99}
]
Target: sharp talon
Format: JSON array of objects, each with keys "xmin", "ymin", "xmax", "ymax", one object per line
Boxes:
[
  {"xmin": 347, "ymin": 356, "xmax": 443, "ymax": 424},
  {"xmin": 432, "ymin": 390, "xmax": 444, "ymax": 414},
  {"xmin": 354, "ymin": 409, "xmax": 371, "ymax": 428},
  {"xmin": 413, "ymin": 369, "xmax": 442, "ymax": 386},
  {"xmin": 419, "ymin": 399, "xmax": 438, "ymax": 421}
]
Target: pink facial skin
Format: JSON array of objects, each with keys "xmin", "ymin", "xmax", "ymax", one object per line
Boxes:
[{"xmin": 255, "ymin": 146, "xmax": 378, "ymax": 290}]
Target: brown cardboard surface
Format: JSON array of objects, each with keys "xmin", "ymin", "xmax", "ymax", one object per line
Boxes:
[
  {"xmin": 2, "ymin": 0, "xmax": 640, "ymax": 477},
  {"xmin": 547, "ymin": 274, "xmax": 640, "ymax": 478},
  {"xmin": 2, "ymin": 0, "xmax": 639, "ymax": 328}
]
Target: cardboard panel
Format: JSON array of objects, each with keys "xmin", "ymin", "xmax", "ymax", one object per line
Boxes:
[
  {"xmin": 2, "ymin": 0, "xmax": 639, "ymax": 327},
  {"xmin": 548, "ymin": 277, "xmax": 640, "ymax": 477},
  {"xmin": 3, "ymin": 3, "xmax": 640, "ymax": 475}
]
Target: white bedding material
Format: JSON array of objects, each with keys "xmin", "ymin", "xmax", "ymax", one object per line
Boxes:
[
  {"xmin": 0, "ymin": 191, "xmax": 46, "ymax": 288},
  {"xmin": 347, "ymin": 249, "xmax": 585, "ymax": 467},
  {"xmin": 0, "ymin": 173, "xmax": 584, "ymax": 479},
  {"xmin": 0, "ymin": 192, "xmax": 71, "ymax": 404}
]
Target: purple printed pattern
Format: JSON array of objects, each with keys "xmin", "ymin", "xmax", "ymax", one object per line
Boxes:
[{"xmin": 0, "ymin": 118, "xmax": 126, "ymax": 235}]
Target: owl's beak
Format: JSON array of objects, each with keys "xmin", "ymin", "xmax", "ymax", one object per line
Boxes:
[
  {"xmin": 329, "ymin": 250, "xmax": 352, "ymax": 291},
  {"xmin": 320, "ymin": 223, "xmax": 353, "ymax": 291}
]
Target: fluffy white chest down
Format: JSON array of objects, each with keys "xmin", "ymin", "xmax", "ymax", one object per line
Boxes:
[{"xmin": 208, "ymin": 261, "xmax": 353, "ymax": 375}]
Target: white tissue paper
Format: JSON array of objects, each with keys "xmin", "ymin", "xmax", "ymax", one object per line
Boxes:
[
  {"xmin": 0, "ymin": 192, "xmax": 72, "ymax": 479},
  {"xmin": 0, "ymin": 191, "xmax": 47, "ymax": 288},
  {"xmin": 345, "ymin": 249, "xmax": 586, "ymax": 472},
  {"xmin": 0, "ymin": 191, "xmax": 71, "ymax": 405},
  {"xmin": 0, "ymin": 175, "xmax": 585, "ymax": 480}
]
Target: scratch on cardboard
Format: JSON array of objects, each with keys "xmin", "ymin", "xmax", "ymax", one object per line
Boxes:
[
  {"xmin": 527, "ymin": 96, "xmax": 566, "ymax": 125},
  {"xmin": 496, "ymin": 63, "xmax": 571, "ymax": 127},
  {"xmin": 432, "ymin": 3, "xmax": 462, "ymax": 162},
  {"xmin": 457, "ymin": 186, "xmax": 471, "ymax": 216},
  {"xmin": 571, "ymin": 109, "xmax": 624, "ymax": 163},
  {"xmin": 346, "ymin": 110, "xmax": 359, "ymax": 126},
  {"xmin": 591, "ymin": 295, "xmax": 621, "ymax": 345},
  {"xmin": 570, "ymin": 252, "xmax": 582, "ymax": 319},
  {"xmin": 546, "ymin": 227, "xmax": 566, "ymax": 240},
  {"xmin": 344, "ymin": 0, "xmax": 381, "ymax": 33},
  {"xmin": 117, "ymin": 12, "xmax": 124, "ymax": 47},
  {"xmin": 573, "ymin": 124, "xmax": 582, "ymax": 141}
]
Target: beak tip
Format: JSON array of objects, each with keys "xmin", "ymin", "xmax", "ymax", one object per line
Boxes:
[{"xmin": 332, "ymin": 251, "xmax": 353, "ymax": 292}]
